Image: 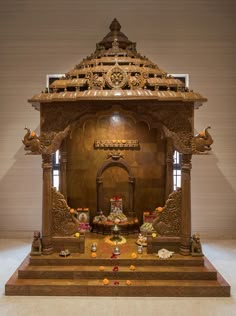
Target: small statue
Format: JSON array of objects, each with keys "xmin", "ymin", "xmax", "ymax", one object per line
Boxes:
[
  {"xmin": 191, "ymin": 233, "xmax": 203, "ymax": 256},
  {"xmin": 30, "ymin": 231, "xmax": 42, "ymax": 256}
]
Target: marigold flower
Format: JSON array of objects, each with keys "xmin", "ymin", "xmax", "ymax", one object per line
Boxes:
[
  {"xmin": 131, "ymin": 252, "xmax": 137, "ymax": 259},
  {"xmin": 103, "ymin": 278, "xmax": 109, "ymax": 285}
]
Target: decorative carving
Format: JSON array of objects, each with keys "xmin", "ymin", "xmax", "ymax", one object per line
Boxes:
[
  {"xmin": 163, "ymin": 125, "xmax": 214, "ymax": 155},
  {"xmin": 128, "ymin": 73, "xmax": 145, "ymax": 89},
  {"xmin": 106, "ymin": 64, "xmax": 128, "ymax": 89},
  {"xmin": 152, "ymin": 188, "xmax": 182, "ymax": 236},
  {"xmin": 162, "ymin": 125, "xmax": 193, "ymax": 154},
  {"xmin": 94, "ymin": 139, "xmax": 140, "ymax": 149},
  {"xmin": 51, "ymin": 188, "xmax": 78, "ymax": 236},
  {"xmin": 191, "ymin": 233, "xmax": 203, "ymax": 256},
  {"xmin": 107, "ymin": 152, "xmax": 124, "ymax": 160},
  {"xmin": 30, "ymin": 231, "xmax": 42, "ymax": 256},
  {"xmin": 22, "ymin": 125, "xmax": 70, "ymax": 155},
  {"xmin": 192, "ymin": 126, "xmax": 213, "ymax": 154},
  {"xmin": 88, "ymin": 73, "xmax": 105, "ymax": 90}
]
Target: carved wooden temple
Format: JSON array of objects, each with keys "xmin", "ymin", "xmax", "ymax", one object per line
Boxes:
[{"xmin": 5, "ymin": 19, "xmax": 230, "ymax": 297}]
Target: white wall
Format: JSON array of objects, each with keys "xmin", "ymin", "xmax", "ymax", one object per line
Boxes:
[{"xmin": 0, "ymin": 0, "xmax": 235, "ymax": 238}]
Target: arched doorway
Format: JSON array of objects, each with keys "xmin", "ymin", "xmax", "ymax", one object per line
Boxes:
[{"xmin": 96, "ymin": 158, "xmax": 135, "ymax": 217}]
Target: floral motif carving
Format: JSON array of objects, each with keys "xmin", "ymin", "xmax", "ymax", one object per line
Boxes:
[
  {"xmin": 51, "ymin": 188, "xmax": 78, "ymax": 236},
  {"xmin": 152, "ymin": 188, "xmax": 182, "ymax": 236},
  {"xmin": 128, "ymin": 73, "xmax": 145, "ymax": 89},
  {"xmin": 106, "ymin": 65, "xmax": 128, "ymax": 89},
  {"xmin": 162, "ymin": 125, "xmax": 193, "ymax": 154},
  {"xmin": 88, "ymin": 73, "xmax": 105, "ymax": 90}
]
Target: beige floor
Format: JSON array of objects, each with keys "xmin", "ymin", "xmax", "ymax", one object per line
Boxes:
[{"xmin": 0, "ymin": 239, "xmax": 235, "ymax": 316}]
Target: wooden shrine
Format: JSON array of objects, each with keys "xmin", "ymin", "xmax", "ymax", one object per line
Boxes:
[{"xmin": 5, "ymin": 19, "xmax": 230, "ymax": 297}]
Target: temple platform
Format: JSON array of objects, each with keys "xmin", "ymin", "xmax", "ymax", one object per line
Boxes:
[{"xmin": 5, "ymin": 233, "xmax": 230, "ymax": 297}]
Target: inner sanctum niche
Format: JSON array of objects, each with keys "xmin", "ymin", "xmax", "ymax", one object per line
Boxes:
[{"xmin": 66, "ymin": 115, "xmax": 166, "ymax": 223}]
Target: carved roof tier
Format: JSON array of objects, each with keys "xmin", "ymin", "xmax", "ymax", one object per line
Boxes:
[{"xmin": 29, "ymin": 19, "xmax": 207, "ymax": 108}]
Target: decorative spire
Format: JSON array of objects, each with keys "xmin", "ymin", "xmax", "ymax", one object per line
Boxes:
[
  {"xmin": 110, "ymin": 18, "xmax": 121, "ymax": 32},
  {"xmin": 97, "ymin": 18, "xmax": 134, "ymax": 50}
]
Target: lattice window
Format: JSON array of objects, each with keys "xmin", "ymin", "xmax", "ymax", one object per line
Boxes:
[
  {"xmin": 173, "ymin": 151, "xmax": 182, "ymax": 191},
  {"xmin": 52, "ymin": 150, "xmax": 60, "ymax": 190}
]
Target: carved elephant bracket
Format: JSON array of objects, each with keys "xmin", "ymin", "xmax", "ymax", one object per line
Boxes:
[
  {"xmin": 162, "ymin": 125, "xmax": 213, "ymax": 155},
  {"xmin": 192, "ymin": 126, "xmax": 214, "ymax": 154},
  {"xmin": 22, "ymin": 125, "xmax": 71, "ymax": 155}
]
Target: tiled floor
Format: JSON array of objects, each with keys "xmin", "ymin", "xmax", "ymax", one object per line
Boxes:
[{"xmin": 0, "ymin": 238, "xmax": 236, "ymax": 316}]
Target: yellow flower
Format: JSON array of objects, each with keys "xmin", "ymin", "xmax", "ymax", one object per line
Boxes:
[
  {"xmin": 74, "ymin": 232, "xmax": 80, "ymax": 238},
  {"xmin": 152, "ymin": 233, "xmax": 157, "ymax": 238},
  {"xmin": 126, "ymin": 280, "xmax": 132, "ymax": 286},
  {"xmin": 129, "ymin": 265, "xmax": 136, "ymax": 271}
]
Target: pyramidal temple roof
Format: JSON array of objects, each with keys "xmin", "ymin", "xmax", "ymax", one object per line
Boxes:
[{"xmin": 29, "ymin": 19, "xmax": 207, "ymax": 107}]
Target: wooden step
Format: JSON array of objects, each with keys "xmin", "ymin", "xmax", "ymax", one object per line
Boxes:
[
  {"xmin": 29, "ymin": 254, "xmax": 204, "ymax": 267},
  {"xmin": 4, "ymin": 234, "xmax": 231, "ymax": 297},
  {"xmin": 6, "ymin": 270, "xmax": 230, "ymax": 297},
  {"xmin": 18, "ymin": 259, "xmax": 217, "ymax": 280}
]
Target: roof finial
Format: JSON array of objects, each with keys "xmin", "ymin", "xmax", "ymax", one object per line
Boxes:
[{"xmin": 110, "ymin": 18, "xmax": 121, "ymax": 32}]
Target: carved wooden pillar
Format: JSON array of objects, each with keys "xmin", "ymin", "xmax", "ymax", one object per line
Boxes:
[
  {"xmin": 59, "ymin": 142, "xmax": 67, "ymax": 200},
  {"xmin": 165, "ymin": 138, "xmax": 174, "ymax": 200},
  {"xmin": 41, "ymin": 154, "xmax": 53, "ymax": 255},
  {"xmin": 96, "ymin": 176, "xmax": 103, "ymax": 212},
  {"xmin": 180, "ymin": 154, "xmax": 192, "ymax": 256},
  {"xmin": 128, "ymin": 176, "xmax": 135, "ymax": 217}
]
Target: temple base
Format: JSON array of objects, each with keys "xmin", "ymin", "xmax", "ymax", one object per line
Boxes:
[{"xmin": 5, "ymin": 234, "xmax": 230, "ymax": 297}]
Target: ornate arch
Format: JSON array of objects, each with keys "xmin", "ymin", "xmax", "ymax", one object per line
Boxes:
[{"xmin": 96, "ymin": 157, "xmax": 135, "ymax": 217}]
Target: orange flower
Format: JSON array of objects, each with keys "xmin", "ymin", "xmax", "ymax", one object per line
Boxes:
[
  {"xmin": 70, "ymin": 208, "xmax": 75, "ymax": 214},
  {"xmin": 134, "ymin": 218, "xmax": 139, "ymax": 223},
  {"xmin": 156, "ymin": 207, "xmax": 163, "ymax": 213},
  {"xmin": 103, "ymin": 278, "xmax": 109, "ymax": 285},
  {"xmin": 99, "ymin": 266, "xmax": 105, "ymax": 271},
  {"xmin": 131, "ymin": 252, "xmax": 137, "ymax": 259},
  {"xmin": 129, "ymin": 265, "xmax": 136, "ymax": 271},
  {"xmin": 199, "ymin": 131, "xmax": 205, "ymax": 137},
  {"xmin": 77, "ymin": 208, "xmax": 83, "ymax": 211},
  {"xmin": 30, "ymin": 131, "xmax": 36, "ymax": 137},
  {"xmin": 83, "ymin": 208, "xmax": 89, "ymax": 211},
  {"xmin": 91, "ymin": 252, "xmax": 97, "ymax": 258},
  {"xmin": 143, "ymin": 212, "xmax": 150, "ymax": 215},
  {"xmin": 126, "ymin": 280, "xmax": 132, "ymax": 286}
]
